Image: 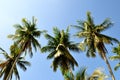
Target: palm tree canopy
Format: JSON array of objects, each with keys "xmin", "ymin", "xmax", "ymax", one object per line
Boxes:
[
  {"xmin": 64, "ymin": 70, "xmax": 74, "ymax": 80},
  {"xmin": 109, "ymin": 44, "xmax": 120, "ymax": 71},
  {"xmin": 75, "ymin": 67, "xmax": 87, "ymax": 80},
  {"xmin": 73, "ymin": 11, "xmax": 119, "ymax": 58},
  {"xmin": 8, "ymin": 17, "xmax": 43, "ymax": 57},
  {"xmin": 41, "ymin": 27, "xmax": 80, "ymax": 74},
  {"xmin": 89, "ymin": 68, "xmax": 108, "ymax": 80},
  {"xmin": 0, "ymin": 44, "xmax": 31, "ymax": 80}
]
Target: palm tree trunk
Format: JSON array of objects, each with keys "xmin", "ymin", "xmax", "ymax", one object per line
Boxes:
[
  {"xmin": 5, "ymin": 54, "xmax": 20, "ymax": 80},
  {"xmin": 102, "ymin": 53, "xmax": 116, "ymax": 80},
  {"xmin": 5, "ymin": 44, "xmax": 26, "ymax": 80}
]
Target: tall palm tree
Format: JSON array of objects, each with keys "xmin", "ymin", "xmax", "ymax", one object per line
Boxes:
[
  {"xmin": 89, "ymin": 68, "xmax": 108, "ymax": 80},
  {"xmin": 64, "ymin": 67, "xmax": 108, "ymax": 80},
  {"xmin": 64, "ymin": 67, "xmax": 87, "ymax": 80},
  {"xmin": 41, "ymin": 27, "xmax": 79, "ymax": 77},
  {"xmin": 109, "ymin": 44, "xmax": 120, "ymax": 71},
  {"xmin": 0, "ymin": 43, "xmax": 30, "ymax": 80},
  {"xmin": 6, "ymin": 17, "xmax": 43, "ymax": 80},
  {"xmin": 8, "ymin": 17, "xmax": 42, "ymax": 57},
  {"xmin": 73, "ymin": 12, "xmax": 118, "ymax": 80},
  {"xmin": 75, "ymin": 68, "xmax": 87, "ymax": 80}
]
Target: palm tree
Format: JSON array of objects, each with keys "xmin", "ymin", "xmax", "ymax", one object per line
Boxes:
[
  {"xmin": 8, "ymin": 17, "xmax": 42, "ymax": 57},
  {"xmin": 64, "ymin": 67, "xmax": 108, "ymax": 80},
  {"xmin": 109, "ymin": 44, "xmax": 120, "ymax": 71},
  {"xmin": 75, "ymin": 68, "xmax": 87, "ymax": 80},
  {"xmin": 73, "ymin": 12, "xmax": 118, "ymax": 80},
  {"xmin": 89, "ymin": 68, "xmax": 108, "ymax": 80},
  {"xmin": 6, "ymin": 17, "xmax": 43, "ymax": 80},
  {"xmin": 41, "ymin": 27, "xmax": 79, "ymax": 78},
  {"xmin": 0, "ymin": 43, "xmax": 30, "ymax": 80},
  {"xmin": 64, "ymin": 67, "xmax": 87, "ymax": 80}
]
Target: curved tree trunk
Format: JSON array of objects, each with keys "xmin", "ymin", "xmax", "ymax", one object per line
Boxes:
[
  {"xmin": 102, "ymin": 53, "xmax": 115, "ymax": 80},
  {"xmin": 5, "ymin": 52, "xmax": 21, "ymax": 80},
  {"xmin": 5, "ymin": 44, "xmax": 26, "ymax": 80}
]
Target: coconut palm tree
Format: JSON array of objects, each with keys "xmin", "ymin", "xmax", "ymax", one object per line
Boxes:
[
  {"xmin": 75, "ymin": 68, "xmax": 87, "ymax": 80},
  {"xmin": 64, "ymin": 67, "xmax": 87, "ymax": 80},
  {"xmin": 109, "ymin": 44, "xmax": 120, "ymax": 71},
  {"xmin": 73, "ymin": 12, "xmax": 118, "ymax": 80},
  {"xmin": 8, "ymin": 17, "xmax": 43, "ymax": 57},
  {"xmin": 0, "ymin": 43, "xmax": 30, "ymax": 80},
  {"xmin": 41, "ymin": 27, "xmax": 79, "ymax": 77},
  {"xmin": 64, "ymin": 67, "xmax": 108, "ymax": 80},
  {"xmin": 6, "ymin": 17, "xmax": 43, "ymax": 80},
  {"xmin": 89, "ymin": 68, "xmax": 108, "ymax": 80}
]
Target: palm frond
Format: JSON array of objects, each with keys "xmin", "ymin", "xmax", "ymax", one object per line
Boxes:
[
  {"xmin": 68, "ymin": 43, "xmax": 80, "ymax": 52},
  {"xmin": 86, "ymin": 50, "xmax": 96, "ymax": 58},
  {"xmin": 3, "ymin": 62, "xmax": 13, "ymax": 80},
  {"xmin": 75, "ymin": 31, "xmax": 90, "ymax": 38},
  {"xmin": 47, "ymin": 50, "xmax": 57, "ymax": 59},
  {"xmin": 72, "ymin": 25, "xmax": 84, "ymax": 31},
  {"xmin": 22, "ymin": 18, "xmax": 30, "ymax": 28},
  {"xmin": 53, "ymin": 27, "xmax": 60, "ymax": 37},
  {"xmin": 114, "ymin": 63, "xmax": 120, "ymax": 71},
  {"xmin": 32, "ymin": 37, "xmax": 41, "ymax": 51},
  {"xmin": 86, "ymin": 11, "xmax": 94, "ymax": 27},
  {"xmin": 17, "ymin": 62, "xmax": 27, "ymax": 71},
  {"xmin": 76, "ymin": 20, "xmax": 85, "ymax": 29},
  {"xmin": 97, "ymin": 18, "xmax": 113, "ymax": 32},
  {"xmin": 75, "ymin": 67, "xmax": 87, "ymax": 80},
  {"xmin": 32, "ymin": 16, "xmax": 37, "ymax": 26},
  {"xmin": 112, "ymin": 44, "xmax": 120, "ymax": 54},
  {"xmin": 44, "ymin": 34, "xmax": 56, "ymax": 42},
  {"xmin": 19, "ymin": 60, "xmax": 31, "ymax": 66},
  {"xmin": 78, "ymin": 41, "xmax": 86, "ymax": 51},
  {"xmin": 7, "ymin": 34, "xmax": 15, "ymax": 39},
  {"xmin": 0, "ymin": 66, "xmax": 6, "ymax": 77},
  {"xmin": 64, "ymin": 70, "xmax": 74, "ymax": 80},
  {"xmin": 0, "ymin": 47, "xmax": 10, "ymax": 59},
  {"xmin": 41, "ymin": 46, "xmax": 55, "ymax": 53},
  {"xmin": 109, "ymin": 55, "xmax": 120, "ymax": 61},
  {"xmin": 13, "ymin": 24, "xmax": 23, "ymax": 30},
  {"xmin": 66, "ymin": 26, "xmax": 70, "ymax": 33},
  {"xmin": 100, "ymin": 34, "xmax": 119, "ymax": 44},
  {"xmin": 86, "ymin": 37, "xmax": 96, "ymax": 57},
  {"xmin": 32, "ymin": 30, "xmax": 41, "ymax": 37},
  {"xmin": 52, "ymin": 57, "xmax": 59, "ymax": 72},
  {"xmin": 0, "ymin": 61, "xmax": 9, "ymax": 68},
  {"xmin": 14, "ymin": 66, "xmax": 20, "ymax": 80},
  {"xmin": 71, "ymin": 20, "xmax": 85, "ymax": 32}
]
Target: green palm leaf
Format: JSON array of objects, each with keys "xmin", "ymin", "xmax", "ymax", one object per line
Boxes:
[
  {"xmin": 75, "ymin": 67, "xmax": 87, "ymax": 80},
  {"xmin": 109, "ymin": 55, "xmax": 120, "ymax": 61},
  {"xmin": 14, "ymin": 66, "xmax": 20, "ymax": 80},
  {"xmin": 114, "ymin": 63, "xmax": 120, "ymax": 71},
  {"xmin": 110, "ymin": 44, "xmax": 120, "ymax": 71},
  {"xmin": 47, "ymin": 50, "xmax": 57, "ymax": 59},
  {"xmin": 0, "ymin": 47, "xmax": 10, "ymax": 59}
]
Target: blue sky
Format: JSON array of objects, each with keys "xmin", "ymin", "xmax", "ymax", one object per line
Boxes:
[{"xmin": 0, "ymin": 0, "xmax": 120, "ymax": 80}]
